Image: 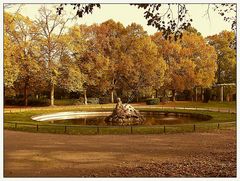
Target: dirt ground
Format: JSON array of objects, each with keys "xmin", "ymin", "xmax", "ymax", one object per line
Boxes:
[{"xmin": 4, "ymin": 130, "xmax": 236, "ymax": 177}]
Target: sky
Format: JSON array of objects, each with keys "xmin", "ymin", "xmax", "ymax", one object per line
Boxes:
[{"xmin": 5, "ymin": 3, "xmax": 235, "ymax": 37}]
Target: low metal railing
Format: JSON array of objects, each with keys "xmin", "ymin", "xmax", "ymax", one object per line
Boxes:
[{"xmin": 4, "ymin": 121, "xmax": 236, "ymax": 135}]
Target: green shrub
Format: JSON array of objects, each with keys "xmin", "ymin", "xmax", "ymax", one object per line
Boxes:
[
  {"xmin": 160, "ymin": 96, "xmax": 169, "ymax": 103},
  {"xmin": 145, "ymin": 98, "xmax": 160, "ymax": 105},
  {"xmin": 74, "ymin": 98, "xmax": 85, "ymax": 105},
  {"xmin": 54, "ymin": 99, "xmax": 79, "ymax": 106},
  {"xmin": 203, "ymin": 88, "xmax": 212, "ymax": 103},
  {"xmin": 99, "ymin": 97, "xmax": 111, "ymax": 104},
  {"xmin": 5, "ymin": 98, "xmax": 23, "ymax": 106},
  {"xmin": 5, "ymin": 97, "xmax": 49, "ymax": 106},
  {"xmin": 87, "ymin": 98, "xmax": 99, "ymax": 104},
  {"xmin": 128, "ymin": 97, "xmax": 147, "ymax": 103},
  {"xmin": 28, "ymin": 98, "xmax": 49, "ymax": 106}
]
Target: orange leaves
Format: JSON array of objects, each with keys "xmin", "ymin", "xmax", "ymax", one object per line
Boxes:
[
  {"xmin": 206, "ymin": 31, "xmax": 236, "ymax": 83},
  {"xmin": 152, "ymin": 29, "xmax": 218, "ymax": 91}
]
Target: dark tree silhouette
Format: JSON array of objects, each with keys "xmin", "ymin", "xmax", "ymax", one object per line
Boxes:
[
  {"xmin": 56, "ymin": 3, "xmax": 236, "ymax": 42},
  {"xmin": 131, "ymin": 4, "xmax": 192, "ymax": 41},
  {"xmin": 131, "ymin": 3, "xmax": 236, "ymax": 41},
  {"xmin": 57, "ymin": 3, "xmax": 101, "ymax": 17},
  {"xmin": 211, "ymin": 4, "xmax": 236, "ymax": 31}
]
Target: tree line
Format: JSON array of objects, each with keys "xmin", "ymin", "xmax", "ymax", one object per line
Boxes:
[{"xmin": 4, "ymin": 6, "xmax": 236, "ymax": 106}]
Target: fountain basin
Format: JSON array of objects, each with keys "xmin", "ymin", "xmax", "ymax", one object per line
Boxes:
[{"xmin": 31, "ymin": 111, "xmax": 212, "ymax": 126}]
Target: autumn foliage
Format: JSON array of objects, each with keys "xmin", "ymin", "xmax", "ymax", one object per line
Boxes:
[{"xmin": 4, "ymin": 7, "xmax": 235, "ymax": 106}]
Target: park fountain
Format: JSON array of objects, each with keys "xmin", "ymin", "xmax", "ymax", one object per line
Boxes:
[{"xmin": 31, "ymin": 98, "xmax": 212, "ymax": 126}]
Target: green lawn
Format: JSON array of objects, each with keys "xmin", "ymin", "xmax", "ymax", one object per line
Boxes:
[
  {"xmin": 51, "ymin": 99, "xmax": 236, "ymax": 109},
  {"xmin": 5, "ymin": 100, "xmax": 235, "ymax": 109},
  {"xmin": 158, "ymin": 101, "xmax": 236, "ymax": 109}
]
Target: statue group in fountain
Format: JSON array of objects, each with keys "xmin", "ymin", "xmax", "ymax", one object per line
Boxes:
[{"xmin": 105, "ymin": 98, "xmax": 145, "ymax": 125}]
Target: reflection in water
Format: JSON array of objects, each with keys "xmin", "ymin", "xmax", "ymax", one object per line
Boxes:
[{"xmin": 50, "ymin": 112, "xmax": 204, "ymax": 126}]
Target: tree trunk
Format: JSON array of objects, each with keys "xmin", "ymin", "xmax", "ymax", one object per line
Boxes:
[
  {"xmin": 111, "ymin": 77, "xmax": 116, "ymax": 104},
  {"xmin": 191, "ymin": 89, "xmax": 194, "ymax": 101},
  {"xmin": 24, "ymin": 83, "xmax": 28, "ymax": 106},
  {"xmin": 83, "ymin": 89, "xmax": 87, "ymax": 105},
  {"xmin": 218, "ymin": 61, "xmax": 221, "ymax": 83},
  {"xmin": 226, "ymin": 94, "xmax": 230, "ymax": 102},
  {"xmin": 195, "ymin": 87, "xmax": 198, "ymax": 102},
  {"xmin": 201, "ymin": 87, "xmax": 204, "ymax": 102},
  {"xmin": 155, "ymin": 89, "xmax": 158, "ymax": 98},
  {"xmin": 220, "ymin": 86, "xmax": 224, "ymax": 102},
  {"xmin": 172, "ymin": 89, "xmax": 176, "ymax": 102},
  {"xmin": 203, "ymin": 88, "xmax": 211, "ymax": 103},
  {"xmin": 4, "ymin": 87, "xmax": 6, "ymax": 106},
  {"xmin": 111, "ymin": 90, "xmax": 114, "ymax": 103},
  {"xmin": 50, "ymin": 83, "xmax": 54, "ymax": 106}
]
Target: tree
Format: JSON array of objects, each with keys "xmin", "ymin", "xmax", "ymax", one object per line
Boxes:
[
  {"xmin": 84, "ymin": 20, "xmax": 126, "ymax": 103},
  {"xmin": 152, "ymin": 29, "xmax": 217, "ymax": 101},
  {"xmin": 91, "ymin": 21, "xmax": 166, "ymax": 103},
  {"xmin": 119, "ymin": 23, "xmax": 166, "ymax": 102},
  {"xmin": 58, "ymin": 54, "xmax": 85, "ymax": 94},
  {"xmin": 69, "ymin": 20, "xmax": 167, "ymax": 103},
  {"xmin": 132, "ymin": 4, "xmax": 236, "ymax": 41},
  {"xmin": 203, "ymin": 88, "xmax": 212, "ymax": 103},
  {"xmin": 206, "ymin": 31, "xmax": 236, "ymax": 84},
  {"xmin": 4, "ymin": 12, "xmax": 44, "ymax": 106},
  {"xmin": 35, "ymin": 6, "xmax": 70, "ymax": 106},
  {"xmin": 4, "ymin": 6, "xmax": 24, "ymax": 89},
  {"xmin": 180, "ymin": 30, "xmax": 217, "ymax": 89},
  {"xmin": 206, "ymin": 31, "xmax": 236, "ymax": 101},
  {"xmin": 152, "ymin": 32, "xmax": 181, "ymax": 101},
  {"xmin": 68, "ymin": 24, "xmax": 111, "ymax": 104},
  {"xmin": 57, "ymin": 3, "xmax": 100, "ymax": 17},
  {"xmin": 4, "ymin": 26, "xmax": 19, "ymax": 89}
]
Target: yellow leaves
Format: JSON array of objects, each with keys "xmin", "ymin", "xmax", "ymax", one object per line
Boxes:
[
  {"xmin": 206, "ymin": 31, "xmax": 236, "ymax": 83},
  {"xmin": 168, "ymin": 59, "xmax": 195, "ymax": 91},
  {"xmin": 3, "ymin": 10, "xmax": 225, "ymax": 97},
  {"xmin": 152, "ymin": 30, "xmax": 218, "ymax": 91},
  {"xmin": 4, "ymin": 53, "xmax": 19, "ymax": 88}
]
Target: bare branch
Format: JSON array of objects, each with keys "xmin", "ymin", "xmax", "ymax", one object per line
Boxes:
[{"xmin": 203, "ymin": 4, "xmax": 211, "ymax": 25}]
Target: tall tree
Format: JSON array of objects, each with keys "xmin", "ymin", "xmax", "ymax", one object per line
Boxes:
[
  {"xmin": 206, "ymin": 31, "xmax": 236, "ymax": 101},
  {"xmin": 4, "ymin": 22, "xmax": 19, "ymax": 89},
  {"xmin": 35, "ymin": 6, "xmax": 70, "ymax": 106},
  {"xmin": 98, "ymin": 20, "xmax": 126, "ymax": 103},
  {"xmin": 120, "ymin": 23, "xmax": 166, "ymax": 101},
  {"xmin": 76, "ymin": 20, "xmax": 125, "ymax": 103},
  {"xmin": 206, "ymin": 31, "xmax": 236, "ymax": 84},
  {"xmin": 4, "ymin": 12, "xmax": 44, "ymax": 106},
  {"xmin": 152, "ymin": 29, "xmax": 217, "ymax": 101},
  {"xmin": 180, "ymin": 30, "xmax": 217, "ymax": 88}
]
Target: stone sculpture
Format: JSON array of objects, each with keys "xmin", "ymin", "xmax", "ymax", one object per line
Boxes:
[{"xmin": 105, "ymin": 98, "xmax": 145, "ymax": 125}]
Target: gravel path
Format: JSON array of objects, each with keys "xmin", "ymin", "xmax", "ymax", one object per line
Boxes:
[{"xmin": 4, "ymin": 130, "xmax": 236, "ymax": 177}]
